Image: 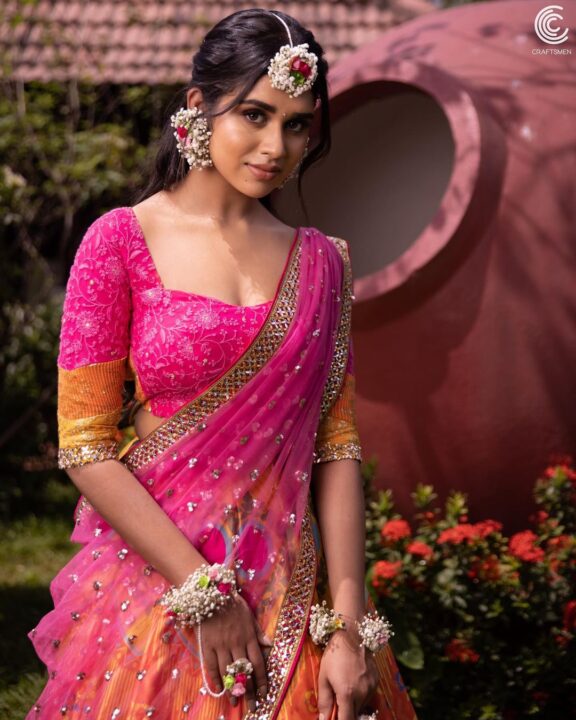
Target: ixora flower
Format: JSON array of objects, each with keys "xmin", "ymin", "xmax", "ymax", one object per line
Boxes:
[
  {"xmin": 406, "ymin": 540, "xmax": 434, "ymax": 558},
  {"xmin": 509, "ymin": 530, "xmax": 545, "ymax": 563},
  {"xmin": 437, "ymin": 523, "xmax": 478, "ymax": 545},
  {"xmin": 474, "ymin": 519, "xmax": 503, "ymax": 538},
  {"xmin": 467, "ymin": 554, "xmax": 502, "ymax": 582},
  {"xmin": 371, "ymin": 560, "xmax": 402, "ymax": 590},
  {"xmin": 445, "ymin": 637, "xmax": 480, "ymax": 663},
  {"xmin": 380, "ymin": 518, "xmax": 412, "ymax": 542},
  {"xmin": 562, "ymin": 599, "xmax": 576, "ymax": 632}
]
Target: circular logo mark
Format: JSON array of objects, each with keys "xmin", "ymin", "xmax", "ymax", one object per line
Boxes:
[{"xmin": 534, "ymin": 5, "xmax": 569, "ymax": 44}]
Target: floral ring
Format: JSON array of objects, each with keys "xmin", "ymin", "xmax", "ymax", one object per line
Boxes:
[{"xmin": 222, "ymin": 658, "xmax": 254, "ymax": 697}]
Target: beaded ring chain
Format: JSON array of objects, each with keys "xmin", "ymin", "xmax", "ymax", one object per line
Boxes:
[
  {"xmin": 196, "ymin": 623, "xmax": 254, "ymax": 700},
  {"xmin": 309, "ymin": 601, "xmax": 394, "ymax": 654}
]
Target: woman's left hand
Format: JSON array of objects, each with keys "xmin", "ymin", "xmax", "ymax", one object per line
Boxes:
[{"xmin": 317, "ymin": 629, "xmax": 379, "ymax": 720}]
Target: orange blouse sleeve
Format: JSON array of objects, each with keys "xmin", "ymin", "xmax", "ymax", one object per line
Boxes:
[{"xmin": 313, "ymin": 331, "xmax": 363, "ymax": 465}]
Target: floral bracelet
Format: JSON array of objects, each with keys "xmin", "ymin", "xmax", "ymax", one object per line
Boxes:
[
  {"xmin": 159, "ymin": 562, "xmax": 237, "ymax": 628},
  {"xmin": 309, "ymin": 601, "xmax": 393, "ymax": 654}
]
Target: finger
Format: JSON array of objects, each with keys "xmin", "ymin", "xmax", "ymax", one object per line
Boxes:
[
  {"xmin": 204, "ymin": 648, "xmax": 223, "ymax": 694},
  {"xmin": 217, "ymin": 648, "xmax": 235, "ymax": 705},
  {"xmin": 247, "ymin": 638, "xmax": 268, "ymax": 706},
  {"xmin": 317, "ymin": 670, "xmax": 334, "ymax": 720},
  {"xmin": 230, "ymin": 647, "xmax": 251, "ymax": 708},
  {"xmin": 232, "ymin": 648, "xmax": 256, "ymax": 710},
  {"xmin": 335, "ymin": 693, "xmax": 355, "ymax": 720},
  {"xmin": 237, "ymin": 644, "xmax": 258, "ymax": 713}
]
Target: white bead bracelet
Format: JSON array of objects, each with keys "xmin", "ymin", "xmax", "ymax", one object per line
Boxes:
[{"xmin": 309, "ymin": 602, "xmax": 393, "ymax": 654}]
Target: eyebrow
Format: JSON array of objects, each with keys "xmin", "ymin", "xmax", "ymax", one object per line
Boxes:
[{"xmin": 238, "ymin": 98, "xmax": 314, "ymax": 120}]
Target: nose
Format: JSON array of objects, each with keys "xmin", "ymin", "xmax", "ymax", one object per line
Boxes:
[{"xmin": 260, "ymin": 121, "xmax": 288, "ymax": 160}]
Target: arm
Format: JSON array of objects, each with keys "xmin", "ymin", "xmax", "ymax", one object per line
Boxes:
[
  {"xmin": 57, "ymin": 212, "xmax": 206, "ymax": 586},
  {"xmin": 312, "ymin": 458, "xmax": 366, "ymax": 621},
  {"xmin": 311, "ymin": 244, "xmax": 378, "ymax": 720},
  {"xmin": 68, "ymin": 460, "xmax": 206, "ymax": 586},
  {"xmin": 311, "ymin": 338, "xmax": 366, "ymax": 620}
]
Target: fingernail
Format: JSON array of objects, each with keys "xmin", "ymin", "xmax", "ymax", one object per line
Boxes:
[{"xmin": 319, "ymin": 715, "xmax": 325, "ymax": 720}]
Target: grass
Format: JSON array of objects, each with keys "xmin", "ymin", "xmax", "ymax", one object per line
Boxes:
[{"xmin": 0, "ymin": 481, "xmax": 79, "ymax": 718}]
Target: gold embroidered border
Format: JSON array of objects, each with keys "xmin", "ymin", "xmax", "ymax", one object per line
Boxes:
[
  {"xmin": 318, "ymin": 237, "xmax": 353, "ymax": 421},
  {"xmin": 120, "ymin": 233, "xmax": 303, "ymax": 473},
  {"xmin": 245, "ymin": 508, "xmax": 317, "ymax": 720},
  {"xmin": 58, "ymin": 441, "xmax": 119, "ymax": 470},
  {"xmin": 313, "ymin": 441, "xmax": 363, "ymax": 464}
]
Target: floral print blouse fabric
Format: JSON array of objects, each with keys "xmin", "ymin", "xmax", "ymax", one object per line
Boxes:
[{"xmin": 56, "ymin": 207, "xmax": 361, "ymax": 469}]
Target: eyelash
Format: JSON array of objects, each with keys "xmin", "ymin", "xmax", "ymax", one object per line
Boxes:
[{"xmin": 242, "ymin": 109, "xmax": 309, "ymax": 133}]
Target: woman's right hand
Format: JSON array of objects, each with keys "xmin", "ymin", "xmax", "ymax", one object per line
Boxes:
[{"xmin": 199, "ymin": 592, "xmax": 273, "ymax": 712}]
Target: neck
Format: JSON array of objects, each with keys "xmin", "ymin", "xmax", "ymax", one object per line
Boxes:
[{"xmin": 165, "ymin": 167, "xmax": 267, "ymax": 228}]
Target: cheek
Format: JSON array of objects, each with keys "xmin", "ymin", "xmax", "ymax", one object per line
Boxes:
[{"xmin": 210, "ymin": 119, "xmax": 254, "ymax": 163}]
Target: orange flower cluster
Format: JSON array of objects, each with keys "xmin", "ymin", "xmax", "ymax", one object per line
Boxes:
[
  {"xmin": 445, "ymin": 637, "xmax": 480, "ymax": 663},
  {"xmin": 467, "ymin": 554, "xmax": 501, "ymax": 582},
  {"xmin": 380, "ymin": 518, "xmax": 411, "ymax": 542},
  {"xmin": 407, "ymin": 540, "xmax": 433, "ymax": 558},
  {"xmin": 508, "ymin": 530, "xmax": 545, "ymax": 563},
  {"xmin": 437, "ymin": 519, "xmax": 502, "ymax": 545},
  {"xmin": 371, "ymin": 560, "xmax": 403, "ymax": 594}
]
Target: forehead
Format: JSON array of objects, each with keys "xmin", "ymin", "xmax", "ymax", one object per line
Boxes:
[{"xmin": 243, "ymin": 73, "xmax": 316, "ymax": 113}]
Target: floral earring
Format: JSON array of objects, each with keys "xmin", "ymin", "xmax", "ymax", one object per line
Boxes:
[
  {"xmin": 278, "ymin": 137, "xmax": 310, "ymax": 189},
  {"xmin": 170, "ymin": 106, "xmax": 214, "ymax": 170}
]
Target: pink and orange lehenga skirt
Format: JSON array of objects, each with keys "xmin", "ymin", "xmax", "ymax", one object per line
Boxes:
[{"xmin": 27, "ymin": 227, "xmax": 417, "ymax": 719}]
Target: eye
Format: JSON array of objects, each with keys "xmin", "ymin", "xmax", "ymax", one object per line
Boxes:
[
  {"xmin": 242, "ymin": 109, "xmax": 310, "ymax": 133},
  {"xmin": 243, "ymin": 109, "xmax": 266, "ymax": 124},
  {"xmin": 286, "ymin": 118, "xmax": 310, "ymax": 133}
]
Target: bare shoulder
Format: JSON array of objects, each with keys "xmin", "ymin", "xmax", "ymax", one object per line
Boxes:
[{"xmin": 131, "ymin": 192, "xmax": 165, "ymax": 218}]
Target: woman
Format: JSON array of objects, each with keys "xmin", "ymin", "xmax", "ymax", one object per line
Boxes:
[{"xmin": 27, "ymin": 9, "xmax": 418, "ymax": 720}]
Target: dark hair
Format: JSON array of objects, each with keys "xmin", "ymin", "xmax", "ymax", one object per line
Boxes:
[{"xmin": 131, "ymin": 8, "xmax": 331, "ymax": 222}]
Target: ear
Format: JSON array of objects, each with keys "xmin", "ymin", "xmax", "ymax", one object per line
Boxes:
[{"xmin": 186, "ymin": 86, "xmax": 204, "ymax": 111}]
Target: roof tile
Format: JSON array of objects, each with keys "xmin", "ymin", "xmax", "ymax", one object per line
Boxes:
[{"xmin": 1, "ymin": 0, "xmax": 435, "ymax": 84}]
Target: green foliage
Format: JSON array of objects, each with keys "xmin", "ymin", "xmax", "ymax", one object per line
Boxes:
[
  {"xmin": 0, "ymin": 504, "xmax": 79, "ymax": 713},
  {"xmin": 365, "ymin": 459, "xmax": 576, "ymax": 719},
  {"xmin": 0, "ymin": 79, "xmax": 176, "ymax": 518}
]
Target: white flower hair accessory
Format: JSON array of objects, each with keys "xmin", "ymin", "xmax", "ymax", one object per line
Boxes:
[{"xmin": 267, "ymin": 12, "xmax": 319, "ymax": 99}]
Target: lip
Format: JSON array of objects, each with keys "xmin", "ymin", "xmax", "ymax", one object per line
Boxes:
[{"xmin": 246, "ymin": 163, "xmax": 281, "ymax": 180}]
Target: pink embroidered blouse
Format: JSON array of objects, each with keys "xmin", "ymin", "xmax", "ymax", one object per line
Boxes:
[{"xmin": 57, "ymin": 207, "xmax": 362, "ymax": 469}]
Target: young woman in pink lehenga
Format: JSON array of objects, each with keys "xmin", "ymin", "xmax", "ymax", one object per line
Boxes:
[{"xmin": 26, "ymin": 9, "xmax": 418, "ymax": 720}]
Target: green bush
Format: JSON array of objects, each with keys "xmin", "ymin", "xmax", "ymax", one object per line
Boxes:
[{"xmin": 364, "ymin": 459, "xmax": 576, "ymax": 719}]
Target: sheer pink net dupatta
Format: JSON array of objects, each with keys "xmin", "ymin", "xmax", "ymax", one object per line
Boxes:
[{"xmin": 28, "ymin": 227, "xmax": 351, "ymax": 720}]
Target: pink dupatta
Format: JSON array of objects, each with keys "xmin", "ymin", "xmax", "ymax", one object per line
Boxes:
[{"xmin": 29, "ymin": 225, "xmax": 354, "ymax": 719}]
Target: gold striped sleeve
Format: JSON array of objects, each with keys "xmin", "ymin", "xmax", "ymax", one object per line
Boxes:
[
  {"xmin": 57, "ymin": 357, "xmax": 127, "ymax": 469},
  {"xmin": 313, "ymin": 369, "xmax": 363, "ymax": 464}
]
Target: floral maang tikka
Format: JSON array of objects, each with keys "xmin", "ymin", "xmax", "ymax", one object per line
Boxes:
[{"xmin": 267, "ymin": 12, "xmax": 319, "ymax": 99}]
